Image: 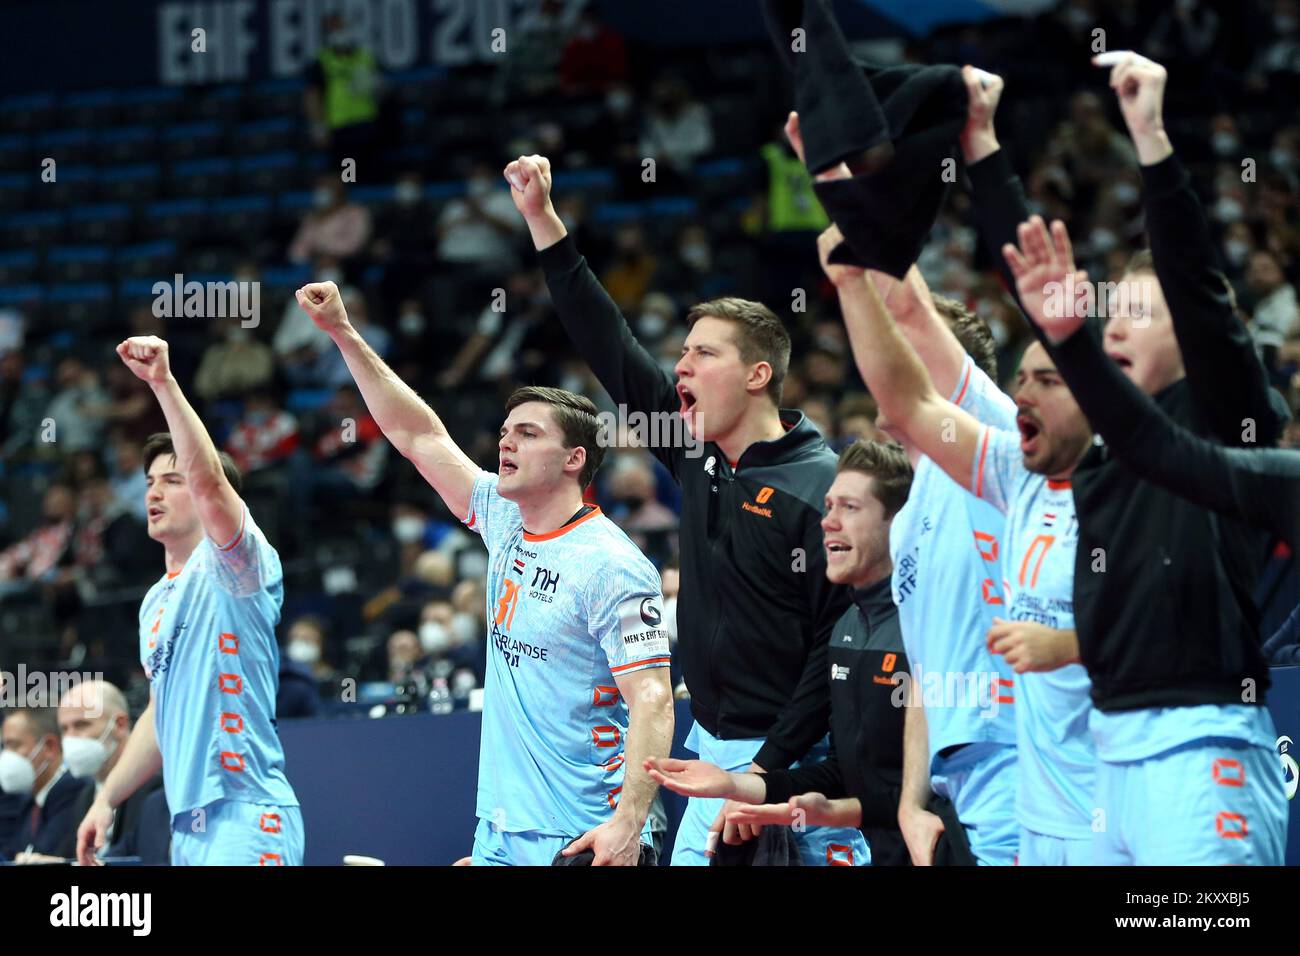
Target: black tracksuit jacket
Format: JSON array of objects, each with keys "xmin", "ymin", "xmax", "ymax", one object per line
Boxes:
[{"xmin": 539, "ymin": 235, "xmax": 851, "ymax": 770}]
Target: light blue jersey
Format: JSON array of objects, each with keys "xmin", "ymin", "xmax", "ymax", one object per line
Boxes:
[
  {"xmin": 463, "ymin": 474, "xmax": 670, "ymax": 841},
  {"xmin": 972, "ymin": 422, "xmax": 1095, "ymax": 843},
  {"xmin": 139, "ymin": 505, "xmax": 297, "ymax": 825},
  {"xmin": 889, "ymin": 358, "xmax": 1019, "ymax": 760}
]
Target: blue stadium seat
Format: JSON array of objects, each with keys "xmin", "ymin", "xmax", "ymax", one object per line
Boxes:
[
  {"xmin": 46, "ymin": 163, "xmax": 99, "ymax": 206},
  {"xmin": 45, "ymin": 244, "xmax": 111, "ymax": 284},
  {"xmin": 96, "ymin": 125, "xmax": 159, "ymax": 165},
  {"xmin": 192, "ymin": 84, "xmax": 245, "ymax": 123},
  {"xmin": 114, "ymin": 239, "xmax": 178, "ymax": 279},
  {"xmin": 167, "ymin": 156, "xmax": 235, "ymax": 197},
  {"xmin": 349, "ymin": 184, "xmax": 395, "ymax": 206},
  {"xmin": 161, "ymin": 120, "xmax": 224, "ymax": 160},
  {"xmin": 592, "ymin": 201, "xmax": 649, "ymax": 226},
  {"xmin": 210, "ymin": 194, "xmax": 274, "ymax": 239},
  {"xmin": 67, "ymin": 202, "xmax": 133, "ymax": 244},
  {"xmin": 236, "ymin": 117, "xmax": 298, "ymax": 153},
  {"xmin": 98, "ymin": 162, "xmax": 162, "ymax": 203},
  {"xmin": 0, "ymin": 172, "xmax": 32, "ymax": 212},
  {"xmin": 3, "ymin": 210, "xmax": 64, "ymax": 249},
  {"xmin": 233, "ymin": 151, "xmax": 301, "ymax": 193},
  {"xmin": 47, "ymin": 281, "xmax": 112, "ymax": 327},
  {"xmin": 248, "ymin": 78, "xmax": 305, "ymax": 118},
  {"xmin": 0, "ymin": 134, "xmax": 33, "ymax": 173},
  {"xmin": 0, "ymin": 249, "xmax": 38, "ymax": 285},
  {"xmin": 0, "ymin": 93, "xmax": 57, "ymax": 132},
  {"xmin": 274, "ymin": 190, "xmax": 314, "ymax": 228},
  {"xmin": 286, "ymin": 388, "xmax": 334, "ymax": 413},
  {"xmin": 61, "ymin": 89, "xmax": 121, "ymax": 128},
  {"xmin": 141, "ymin": 197, "xmax": 210, "ymax": 241},
  {"xmin": 0, "ymin": 284, "xmax": 44, "ymax": 307},
  {"xmin": 34, "ymin": 128, "xmax": 96, "ymax": 165},
  {"xmin": 117, "ymin": 87, "xmax": 182, "ymax": 125},
  {"xmin": 261, "ymin": 263, "xmax": 313, "ymax": 296}
]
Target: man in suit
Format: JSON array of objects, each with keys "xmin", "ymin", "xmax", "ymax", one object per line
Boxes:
[
  {"xmin": 0, "ymin": 707, "xmax": 91, "ymax": 860},
  {"xmin": 52, "ymin": 680, "xmax": 165, "ymax": 861}
]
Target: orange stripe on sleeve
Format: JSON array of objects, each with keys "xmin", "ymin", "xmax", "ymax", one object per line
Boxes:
[
  {"xmin": 610, "ymin": 656, "xmax": 671, "ymax": 673},
  {"xmin": 974, "ymin": 427, "xmax": 990, "ymax": 499}
]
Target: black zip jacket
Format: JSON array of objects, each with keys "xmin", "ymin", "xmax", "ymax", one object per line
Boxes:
[
  {"xmin": 761, "ymin": 579, "xmax": 909, "ymax": 866},
  {"xmin": 968, "ymin": 149, "xmax": 1280, "ymax": 709},
  {"xmin": 538, "ymin": 234, "xmax": 852, "ymax": 770}
]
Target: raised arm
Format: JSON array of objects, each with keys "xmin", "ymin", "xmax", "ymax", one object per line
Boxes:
[
  {"xmin": 1005, "ymin": 215, "xmax": 1300, "ymax": 548},
  {"xmin": 820, "ymin": 228, "xmax": 984, "ymax": 493},
  {"xmin": 297, "ymin": 281, "xmax": 480, "ymax": 519},
  {"xmin": 1095, "ymin": 50, "xmax": 1276, "ymax": 445},
  {"xmin": 504, "ymin": 155, "xmax": 680, "ymax": 467},
  {"xmin": 117, "ymin": 336, "xmax": 242, "ymax": 545}
]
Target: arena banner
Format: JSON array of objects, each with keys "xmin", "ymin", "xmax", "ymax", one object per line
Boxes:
[
  {"xmin": 279, "ymin": 686, "xmax": 1300, "ymax": 866},
  {"xmin": 1, "ymin": 0, "xmax": 1047, "ymax": 95}
]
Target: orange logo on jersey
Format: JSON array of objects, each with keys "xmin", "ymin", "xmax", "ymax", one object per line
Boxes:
[
  {"xmin": 494, "ymin": 578, "xmax": 522, "ymax": 630},
  {"xmin": 973, "ymin": 530, "xmax": 999, "ymax": 562},
  {"xmin": 826, "ymin": 844, "xmax": 854, "ymax": 866},
  {"xmin": 756, "ymin": 486, "xmax": 775, "ymax": 504},
  {"xmin": 219, "ymin": 673, "xmax": 242, "ymax": 694},
  {"xmin": 980, "ymin": 578, "xmax": 1004, "ymax": 605},
  {"xmin": 259, "ymin": 813, "xmax": 281, "ymax": 833},
  {"xmin": 592, "ymin": 685, "xmax": 620, "ymax": 707},
  {"xmin": 1215, "ymin": 811, "xmax": 1247, "ymax": 839},
  {"xmin": 219, "ymin": 751, "xmax": 245, "ymax": 773},
  {"xmin": 881, "ymin": 653, "xmax": 897, "ymax": 673},
  {"xmin": 259, "ymin": 852, "xmax": 282, "ymax": 865},
  {"xmin": 220, "ymin": 712, "xmax": 243, "ymax": 733},
  {"xmin": 606, "ymin": 786, "xmax": 623, "ymax": 809},
  {"xmin": 591, "ymin": 725, "xmax": 621, "ymax": 748},
  {"xmin": 219, "ymin": 632, "xmax": 239, "ymax": 654},
  {"xmin": 1019, "ymin": 535, "xmax": 1056, "ymax": 588},
  {"xmin": 742, "ymin": 501, "xmax": 773, "ymax": 518},
  {"xmin": 1212, "ymin": 757, "xmax": 1245, "ymax": 787}
]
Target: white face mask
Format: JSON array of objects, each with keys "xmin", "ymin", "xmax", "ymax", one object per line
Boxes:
[
  {"xmin": 451, "ymin": 612, "xmax": 478, "ymax": 644},
  {"xmin": 1225, "ymin": 239, "xmax": 1253, "ymax": 267},
  {"xmin": 287, "ymin": 639, "xmax": 321, "ymax": 665},
  {"xmin": 1214, "ymin": 197, "xmax": 1244, "ymax": 223},
  {"xmin": 399, "ymin": 311, "xmax": 426, "ymax": 337},
  {"xmin": 392, "ymin": 515, "xmax": 426, "ymax": 544},
  {"xmin": 395, "ymin": 182, "xmax": 423, "ymax": 206},
  {"xmin": 63, "ymin": 723, "xmax": 118, "ymax": 780},
  {"xmin": 1211, "ymin": 131, "xmax": 1240, "ymax": 157},
  {"xmin": 420, "ymin": 622, "xmax": 451, "ymax": 655},
  {"xmin": 313, "ymin": 187, "xmax": 334, "ymax": 210},
  {"xmin": 0, "ymin": 741, "xmax": 48, "ymax": 796}
]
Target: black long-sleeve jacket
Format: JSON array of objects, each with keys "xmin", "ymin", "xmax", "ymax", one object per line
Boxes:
[
  {"xmin": 760, "ymin": 579, "xmax": 909, "ymax": 866},
  {"xmin": 968, "ymin": 148, "xmax": 1282, "ymax": 709},
  {"xmin": 538, "ymin": 235, "xmax": 852, "ymax": 770}
]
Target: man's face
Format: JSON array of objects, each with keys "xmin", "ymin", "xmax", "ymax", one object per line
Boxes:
[
  {"xmin": 145, "ymin": 453, "xmax": 201, "ymax": 544},
  {"xmin": 1012, "ymin": 342, "xmax": 1092, "ymax": 478},
  {"xmin": 1102, "ymin": 272, "xmax": 1185, "ymax": 396},
  {"xmin": 497, "ymin": 402, "xmax": 583, "ymax": 500},
  {"xmin": 43, "ymin": 486, "xmax": 74, "ymax": 523},
  {"xmin": 822, "ymin": 471, "xmax": 892, "ymax": 586},
  {"xmin": 57, "ymin": 685, "xmax": 118, "ymax": 747},
  {"xmin": 674, "ymin": 318, "xmax": 760, "ymax": 443},
  {"xmin": 1, "ymin": 714, "xmax": 54, "ymax": 786}
]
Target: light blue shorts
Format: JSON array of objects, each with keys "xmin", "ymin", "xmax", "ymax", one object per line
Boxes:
[
  {"xmin": 170, "ymin": 799, "xmax": 304, "ymax": 866},
  {"xmin": 931, "ymin": 742, "xmax": 1019, "ymax": 866},
  {"xmin": 1016, "ymin": 827, "xmax": 1091, "ymax": 866},
  {"xmin": 1092, "ymin": 737, "xmax": 1287, "ymax": 866},
  {"xmin": 470, "ymin": 816, "xmax": 655, "ymax": 866}
]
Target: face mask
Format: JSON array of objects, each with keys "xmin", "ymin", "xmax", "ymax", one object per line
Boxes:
[
  {"xmin": 420, "ymin": 622, "xmax": 451, "ymax": 655},
  {"xmin": 1271, "ymin": 148, "xmax": 1295, "ymax": 171},
  {"xmin": 1214, "ymin": 197, "xmax": 1244, "ymax": 223},
  {"xmin": 680, "ymin": 243, "xmax": 711, "ymax": 270},
  {"xmin": 395, "ymin": 182, "xmax": 423, "ymax": 206},
  {"xmin": 1211, "ymin": 132, "xmax": 1240, "ymax": 157},
  {"xmin": 638, "ymin": 312, "xmax": 668, "ymax": 339},
  {"xmin": 313, "ymin": 188, "xmax": 334, "ymax": 210},
  {"xmin": 1090, "ymin": 228, "xmax": 1118, "ymax": 253},
  {"xmin": 392, "ymin": 515, "xmax": 426, "ymax": 544},
  {"xmin": 287, "ymin": 639, "xmax": 321, "ymax": 665},
  {"xmin": 0, "ymin": 742, "xmax": 47, "ymax": 796},
  {"xmin": 1110, "ymin": 181, "xmax": 1139, "ymax": 205},
  {"xmin": 1225, "ymin": 239, "xmax": 1252, "ymax": 267},
  {"xmin": 63, "ymin": 723, "xmax": 117, "ymax": 780},
  {"xmin": 399, "ymin": 311, "xmax": 426, "ymax": 337},
  {"xmin": 451, "ymin": 612, "xmax": 478, "ymax": 643}
]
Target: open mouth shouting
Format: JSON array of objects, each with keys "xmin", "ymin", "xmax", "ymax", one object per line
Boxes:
[
  {"xmin": 825, "ymin": 539, "xmax": 852, "ymax": 563},
  {"xmin": 1017, "ymin": 413, "xmax": 1042, "ymax": 456},
  {"xmin": 500, "ymin": 456, "xmax": 519, "ymax": 477},
  {"xmin": 676, "ymin": 382, "xmax": 697, "ymax": 419},
  {"xmin": 1107, "ymin": 350, "xmax": 1134, "ymax": 374},
  {"xmin": 147, "ymin": 506, "xmax": 165, "ymax": 523}
]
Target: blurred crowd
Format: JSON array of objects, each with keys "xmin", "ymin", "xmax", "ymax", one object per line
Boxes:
[{"xmin": 1, "ymin": 0, "xmax": 1298, "ymax": 719}]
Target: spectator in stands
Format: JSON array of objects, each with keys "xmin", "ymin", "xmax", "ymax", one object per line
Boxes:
[
  {"xmin": 435, "ymin": 163, "xmax": 524, "ymax": 274},
  {"xmin": 834, "ymin": 394, "xmax": 887, "ymax": 447},
  {"xmin": 278, "ymin": 648, "xmax": 322, "ymax": 720},
  {"xmin": 0, "ymin": 483, "xmax": 76, "ymax": 584},
  {"xmin": 372, "ymin": 171, "xmax": 435, "ymax": 309},
  {"xmin": 54, "ymin": 680, "xmax": 164, "ymax": 862},
  {"xmin": 495, "ymin": 0, "xmax": 574, "ymax": 103},
  {"xmin": 0, "ymin": 349, "xmax": 46, "ymax": 462},
  {"xmin": 285, "ymin": 615, "xmax": 337, "ymax": 682},
  {"xmin": 1045, "ymin": 91, "xmax": 1136, "ymax": 199},
  {"xmin": 437, "ymin": 269, "xmax": 551, "ymax": 389},
  {"xmin": 604, "ymin": 455, "xmax": 679, "ymax": 566},
  {"xmin": 224, "ymin": 389, "xmax": 300, "ymax": 474},
  {"xmin": 639, "ymin": 74, "xmax": 714, "ymax": 179},
  {"xmin": 601, "ymin": 225, "xmax": 659, "ymax": 312},
  {"xmin": 107, "ymin": 428, "xmax": 148, "ymax": 522},
  {"xmin": 305, "ymin": 13, "xmax": 384, "ymax": 172},
  {"xmin": 289, "ymin": 177, "xmax": 373, "ymax": 267},
  {"xmin": 285, "ymin": 386, "xmax": 387, "ymax": 524},
  {"xmin": 92, "ymin": 361, "xmax": 168, "ymax": 445},
  {"xmin": 0, "ymin": 707, "xmax": 91, "ymax": 861},
  {"xmin": 316, "ymin": 288, "xmax": 392, "ymax": 389},
  {"xmin": 559, "ymin": 8, "xmax": 626, "ymax": 95},
  {"xmin": 43, "ymin": 356, "xmax": 108, "ymax": 454},
  {"xmin": 418, "ymin": 598, "xmax": 481, "ymax": 684},
  {"xmin": 193, "ymin": 320, "xmax": 276, "ymax": 403},
  {"xmin": 1246, "ymin": 249, "xmax": 1299, "ymax": 358},
  {"xmin": 386, "ymin": 628, "xmax": 422, "ymax": 684}
]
